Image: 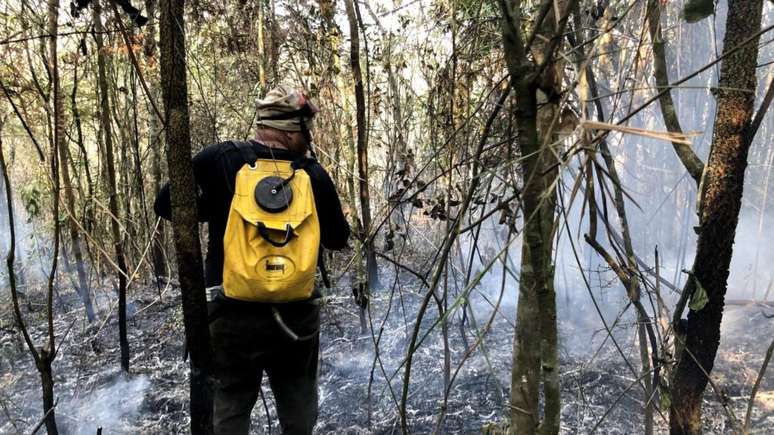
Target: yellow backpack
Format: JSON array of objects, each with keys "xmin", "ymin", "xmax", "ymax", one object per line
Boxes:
[{"xmin": 222, "ymin": 152, "xmax": 320, "ymax": 303}]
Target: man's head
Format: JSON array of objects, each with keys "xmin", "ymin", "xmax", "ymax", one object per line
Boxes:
[{"xmin": 255, "ymin": 85, "xmax": 319, "ymax": 154}]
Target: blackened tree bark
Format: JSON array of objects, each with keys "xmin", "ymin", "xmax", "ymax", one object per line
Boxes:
[
  {"xmin": 670, "ymin": 0, "xmax": 764, "ymax": 433},
  {"xmin": 65, "ymin": 54, "xmax": 97, "ymax": 322},
  {"xmin": 59, "ymin": 87, "xmax": 95, "ymax": 322},
  {"xmin": 70, "ymin": 62, "xmax": 96, "ymax": 235},
  {"xmin": 159, "ymin": 0, "xmax": 214, "ymax": 432},
  {"xmin": 2, "ymin": 121, "xmax": 60, "ymax": 435},
  {"xmin": 2, "ymin": 125, "xmax": 61, "ymax": 435},
  {"xmin": 345, "ymin": 0, "xmax": 379, "ymax": 292},
  {"xmin": 5, "ymin": 1, "xmax": 70, "ymax": 432},
  {"xmin": 143, "ymin": 0, "xmax": 168, "ymax": 285},
  {"xmin": 39, "ymin": 1, "xmax": 63, "ymax": 432},
  {"xmin": 93, "ymin": 0, "xmax": 131, "ymax": 372}
]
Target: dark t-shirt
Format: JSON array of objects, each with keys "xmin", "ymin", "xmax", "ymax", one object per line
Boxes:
[{"xmin": 154, "ymin": 140, "xmax": 350, "ymax": 287}]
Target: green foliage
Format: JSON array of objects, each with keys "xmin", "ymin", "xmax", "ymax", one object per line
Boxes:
[
  {"xmin": 19, "ymin": 183, "xmax": 42, "ymax": 222},
  {"xmin": 659, "ymin": 386, "xmax": 672, "ymax": 411},
  {"xmin": 689, "ymin": 276, "xmax": 709, "ymax": 311}
]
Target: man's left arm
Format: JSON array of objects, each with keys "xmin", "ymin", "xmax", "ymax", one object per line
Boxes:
[
  {"xmin": 153, "ymin": 145, "xmax": 221, "ymax": 222},
  {"xmin": 308, "ymin": 162, "xmax": 350, "ymax": 250}
]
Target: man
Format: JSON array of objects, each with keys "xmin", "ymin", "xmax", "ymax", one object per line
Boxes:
[{"xmin": 154, "ymin": 85, "xmax": 350, "ymax": 434}]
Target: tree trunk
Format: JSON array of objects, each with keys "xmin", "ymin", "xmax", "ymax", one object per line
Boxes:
[
  {"xmin": 42, "ymin": 1, "xmax": 62, "ymax": 432},
  {"xmin": 345, "ymin": 119, "xmax": 367, "ymax": 334},
  {"xmin": 159, "ymin": 0, "xmax": 214, "ymax": 432},
  {"xmin": 256, "ymin": 0, "xmax": 266, "ymax": 91},
  {"xmin": 143, "ymin": 0, "xmax": 168, "ymax": 285},
  {"xmin": 37, "ymin": 352, "xmax": 58, "ymax": 435},
  {"xmin": 93, "ymin": 0, "xmax": 131, "ymax": 372},
  {"xmin": 2, "ymin": 112, "xmax": 60, "ymax": 435},
  {"xmin": 59, "ymin": 71, "xmax": 95, "ymax": 322},
  {"xmin": 58, "ymin": 134, "xmax": 96, "ymax": 323},
  {"xmin": 344, "ymin": 0, "xmax": 379, "ymax": 294},
  {"xmin": 499, "ymin": 1, "xmax": 564, "ymax": 433},
  {"xmin": 70, "ymin": 59, "xmax": 95, "ymax": 235},
  {"xmin": 670, "ymin": 1, "xmax": 764, "ymax": 433}
]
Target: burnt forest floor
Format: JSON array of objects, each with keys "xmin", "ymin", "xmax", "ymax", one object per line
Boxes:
[{"xmin": 0, "ymin": 267, "xmax": 773, "ymax": 434}]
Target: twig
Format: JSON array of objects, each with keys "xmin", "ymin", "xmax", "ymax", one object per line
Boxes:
[
  {"xmin": 61, "ymin": 204, "xmax": 130, "ymax": 280},
  {"xmin": 27, "ymin": 398, "xmax": 58, "ymax": 435},
  {"xmin": 399, "ymin": 86, "xmax": 510, "ymax": 433},
  {"xmin": 556, "ymin": 185, "xmax": 647, "ymax": 394},
  {"xmin": 743, "ymin": 337, "xmax": 774, "ymax": 432},
  {"xmin": 745, "ymin": 76, "xmax": 774, "ymax": 146},
  {"xmin": 0, "ymin": 29, "xmax": 119, "ymax": 45},
  {"xmin": 0, "ymin": 78, "xmax": 46, "ymax": 161},
  {"xmin": 588, "ymin": 365, "xmax": 662, "ymax": 434},
  {"xmin": 0, "ymin": 127, "xmax": 40, "ymax": 365},
  {"xmin": 375, "ymin": 252, "xmax": 429, "ymax": 288},
  {"xmin": 108, "ymin": 1, "xmax": 162, "ymax": 120},
  {"xmin": 258, "ymin": 385, "xmax": 272, "ymax": 434}
]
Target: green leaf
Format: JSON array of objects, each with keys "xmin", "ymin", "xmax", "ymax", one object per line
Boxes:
[
  {"xmin": 682, "ymin": 0, "xmax": 714, "ymax": 23},
  {"xmin": 660, "ymin": 388, "xmax": 672, "ymax": 412},
  {"xmin": 689, "ymin": 276, "xmax": 709, "ymax": 311}
]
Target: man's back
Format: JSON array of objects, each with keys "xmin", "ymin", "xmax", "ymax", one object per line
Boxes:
[
  {"xmin": 154, "ymin": 86, "xmax": 348, "ymax": 435},
  {"xmin": 154, "ymin": 139, "xmax": 349, "ymax": 287}
]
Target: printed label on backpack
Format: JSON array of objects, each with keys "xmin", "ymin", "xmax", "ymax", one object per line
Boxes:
[{"xmin": 257, "ymin": 255, "xmax": 295, "ymax": 280}]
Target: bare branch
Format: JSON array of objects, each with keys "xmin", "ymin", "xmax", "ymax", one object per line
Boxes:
[
  {"xmin": 745, "ymin": 76, "xmax": 774, "ymax": 145},
  {"xmin": 646, "ymin": 0, "xmax": 705, "ymax": 184}
]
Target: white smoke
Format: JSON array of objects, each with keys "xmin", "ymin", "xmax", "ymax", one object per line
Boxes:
[{"xmin": 60, "ymin": 374, "xmax": 150, "ymax": 434}]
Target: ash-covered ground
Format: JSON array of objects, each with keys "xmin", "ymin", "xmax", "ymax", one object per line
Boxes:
[{"xmin": 0, "ymin": 267, "xmax": 772, "ymax": 434}]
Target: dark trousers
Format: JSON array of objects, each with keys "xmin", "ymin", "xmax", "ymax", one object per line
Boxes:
[{"xmin": 210, "ymin": 301, "xmax": 320, "ymax": 435}]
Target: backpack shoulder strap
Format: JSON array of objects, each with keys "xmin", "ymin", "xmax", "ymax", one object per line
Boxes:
[
  {"xmin": 233, "ymin": 140, "xmax": 258, "ymax": 165},
  {"xmin": 217, "ymin": 141, "xmax": 259, "ymax": 194},
  {"xmin": 290, "ymin": 155, "xmax": 313, "ymax": 171}
]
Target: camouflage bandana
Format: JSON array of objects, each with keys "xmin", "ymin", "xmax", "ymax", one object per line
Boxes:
[{"xmin": 255, "ymin": 85, "xmax": 318, "ymax": 132}]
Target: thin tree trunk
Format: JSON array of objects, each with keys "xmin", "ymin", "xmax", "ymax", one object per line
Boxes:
[
  {"xmin": 93, "ymin": 0, "xmax": 130, "ymax": 372},
  {"xmin": 499, "ymin": 1, "xmax": 566, "ymax": 433},
  {"xmin": 2, "ymin": 115, "xmax": 60, "ymax": 435},
  {"xmin": 127, "ymin": 62, "xmax": 155, "ymax": 285},
  {"xmin": 159, "ymin": 0, "xmax": 214, "ymax": 432},
  {"xmin": 58, "ymin": 122, "xmax": 95, "ymax": 322},
  {"xmin": 40, "ymin": 1, "xmax": 63, "ymax": 431},
  {"xmin": 70, "ymin": 58, "xmax": 94, "ymax": 200},
  {"xmin": 346, "ymin": 119, "xmax": 367, "ymax": 334},
  {"xmin": 143, "ymin": 0, "xmax": 167, "ymax": 284},
  {"xmin": 59, "ymin": 61, "xmax": 95, "ymax": 322},
  {"xmin": 344, "ymin": 0, "xmax": 378, "ymax": 295},
  {"xmin": 70, "ymin": 55, "xmax": 96, "ymax": 262},
  {"xmin": 256, "ymin": 0, "xmax": 266, "ymax": 92},
  {"xmin": 670, "ymin": 1, "xmax": 764, "ymax": 433}
]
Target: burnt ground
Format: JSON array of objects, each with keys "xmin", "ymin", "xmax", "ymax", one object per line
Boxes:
[{"xmin": 0, "ymin": 269, "xmax": 772, "ymax": 434}]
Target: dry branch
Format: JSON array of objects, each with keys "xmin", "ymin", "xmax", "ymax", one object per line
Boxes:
[{"xmin": 581, "ymin": 120, "xmax": 699, "ymax": 146}]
